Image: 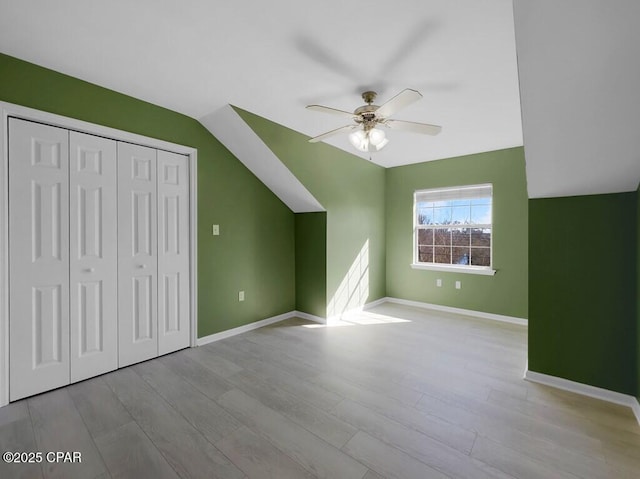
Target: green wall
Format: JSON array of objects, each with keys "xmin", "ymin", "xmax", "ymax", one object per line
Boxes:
[
  {"xmin": 295, "ymin": 213, "xmax": 327, "ymax": 317},
  {"xmin": 0, "ymin": 53, "xmax": 295, "ymax": 337},
  {"xmin": 385, "ymin": 147, "xmax": 528, "ymax": 319},
  {"xmin": 529, "ymin": 192, "xmax": 637, "ymax": 395},
  {"xmin": 235, "ymin": 107, "xmax": 386, "ymax": 318}
]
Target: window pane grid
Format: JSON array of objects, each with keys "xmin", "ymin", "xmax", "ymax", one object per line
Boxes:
[
  {"xmin": 415, "ymin": 226, "xmax": 491, "ymax": 266},
  {"xmin": 414, "ymin": 185, "xmax": 492, "ymax": 268}
]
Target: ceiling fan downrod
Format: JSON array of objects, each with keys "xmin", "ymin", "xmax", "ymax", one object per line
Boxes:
[{"xmin": 361, "ymin": 91, "xmax": 377, "ymax": 104}]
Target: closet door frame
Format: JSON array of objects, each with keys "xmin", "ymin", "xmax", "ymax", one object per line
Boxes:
[{"xmin": 0, "ymin": 101, "xmax": 198, "ymax": 408}]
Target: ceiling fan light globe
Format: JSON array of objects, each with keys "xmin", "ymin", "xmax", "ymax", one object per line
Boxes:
[
  {"xmin": 375, "ymin": 137, "xmax": 389, "ymax": 150},
  {"xmin": 354, "ymin": 141, "xmax": 369, "ymax": 152},
  {"xmin": 368, "ymin": 128, "xmax": 386, "ymax": 146},
  {"xmin": 348, "ymin": 130, "xmax": 368, "ymax": 151},
  {"xmin": 369, "ymin": 137, "xmax": 389, "ymax": 152}
]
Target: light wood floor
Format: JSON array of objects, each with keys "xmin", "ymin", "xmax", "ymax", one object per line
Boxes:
[{"xmin": 0, "ymin": 303, "xmax": 638, "ymax": 479}]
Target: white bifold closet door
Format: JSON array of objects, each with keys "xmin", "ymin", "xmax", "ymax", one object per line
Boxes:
[
  {"xmin": 9, "ymin": 119, "xmax": 118, "ymax": 400},
  {"xmin": 117, "ymin": 143, "xmax": 159, "ymax": 367},
  {"xmin": 157, "ymin": 150, "xmax": 190, "ymax": 355},
  {"xmin": 69, "ymin": 131, "xmax": 118, "ymax": 382},
  {"xmin": 9, "ymin": 118, "xmax": 190, "ymax": 400},
  {"xmin": 117, "ymin": 145, "xmax": 190, "ymax": 367},
  {"xmin": 9, "ymin": 119, "xmax": 70, "ymax": 401}
]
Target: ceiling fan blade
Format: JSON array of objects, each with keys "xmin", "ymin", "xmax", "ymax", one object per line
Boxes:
[
  {"xmin": 375, "ymin": 89, "xmax": 423, "ymax": 118},
  {"xmin": 306, "ymin": 105, "xmax": 356, "ymax": 119},
  {"xmin": 308, "ymin": 125, "xmax": 356, "ymax": 143},
  {"xmin": 385, "ymin": 119, "xmax": 442, "ymax": 136}
]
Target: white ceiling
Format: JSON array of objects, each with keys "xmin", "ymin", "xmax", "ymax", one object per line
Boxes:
[{"xmin": 0, "ymin": 0, "xmax": 523, "ymax": 168}]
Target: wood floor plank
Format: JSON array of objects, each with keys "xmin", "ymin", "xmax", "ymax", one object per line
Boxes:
[
  {"xmin": 217, "ymin": 338, "xmax": 321, "ymax": 381},
  {"xmin": 606, "ymin": 461, "xmax": 640, "ymax": 479},
  {"xmin": 28, "ymin": 389, "xmax": 107, "ymax": 479},
  {"xmin": 487, "ymin": 387, "xmax": 640, "ymax": 449},
  {"xmin": 255, "ymin": 326, "xmax": 428, "ymax": 405},
  {"xmin": 216, "ymin": 337, "xmax": 348, "ymax": 414},
  {"xmin": 0, "ymin": 399, "xmax": 30, "ymax": 428},
  {"xmin": 0, "ymin": 416, "xmax": 43, "ymax": 479},
  {"xmin": 363, "ymin": 470, "xmax": 387, "ymax": 479},
  {"xmin": 218, "ymin": 388, "xmax": 368, "ymax": 479},
  {"xmin": 231, "ymin": 353, "xmax": 344, "ymax": 411},
  {"xmin": 227, "ymin": 369, "xmax": 357, "ymax": 448},
  {"xmin": 335, "ymin": 368, "xmax": 424, "ymax": 407},
  {"xmin": 602, "ymin": 446, "xmax": 640, "ymax": 472},
  {"xmin": 314, "ymin": 371, "xmax": 477, "ymax": 455},
  {"xmin": 415, "ymin": 385, "xmax": 605, "ymax": 458},
  {"xmin": 94, "ymin": 421, "xmax": 178, "ymax": 478},
  {"xmin": 216, "ymin": 425, "xmax": 315, "ymax": 479},
  {"xmin": 403, "ymin": 363, "xmax": 528, "ymax": 400},
  {"xmin": 333, "ymin": 398, "xmax": 510, "ymax": 479},
  {"xmin": 104, "ymin": 367, "xmax": 244, "ymax": 479},
  {"xmin": 470, "ymin": 435, "xmax": 581, "ymax": 479},
  {"xmin": 68, "ymin": 376, "xmax": 132, "ymax": 438},
  {"xmin": 342, "ymin": 431, "xmax": 449, "ymax": 479},
  {"xmin": 159, "ymin": 351, "xmax": 234, "ymax": 400},
  {"xmin": 524, "ymin": 382, "xmax": 640, "ymax": 435},
  {"xmin": 133, "ymin": 359, "xmax": 241, "ymax": 444},
  {"xmin": 182, "ymin": 346, "xmax": 244, "ymax": 378}
]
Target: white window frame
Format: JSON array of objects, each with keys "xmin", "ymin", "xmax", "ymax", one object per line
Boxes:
[{"xmin": 411, "ymin": 184, "xmax": 496, "ymax": 276}]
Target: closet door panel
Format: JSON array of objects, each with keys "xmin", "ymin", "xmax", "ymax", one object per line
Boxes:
[
  {"xmin": 69, "ymin": 131, "xmax": 118, "ymax": 382},
  {"xmin": 9, "ymin": 118, "xmax": 70, "ymax": 401},
  {"xmin": 118, "ymin": 143, "xmax": 158, "ymax": 367},
  {"xmin": 157, "ymin": 151, "xmax": 190, "ymax": 354}
]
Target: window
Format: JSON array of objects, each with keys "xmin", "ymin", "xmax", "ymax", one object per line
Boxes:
[{"xmin": 413, "ymin": 184, "xmax": 495, "ymax": 275}]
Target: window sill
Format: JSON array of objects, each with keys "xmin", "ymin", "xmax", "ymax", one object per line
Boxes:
[{"xmin": 411, "ymin": 263, "xmax": 496, "ymax": 276}]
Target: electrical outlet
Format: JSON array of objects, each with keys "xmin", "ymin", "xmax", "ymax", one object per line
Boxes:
[
  {"xmin": 436, "ymin": 278, "xmax": 442, "ymax": 287},
  {"xmin": 212, "ymin": 224, "xmax": 220, "ymax": 235},
  {"xmin": 239, "ymin": 291, "xmax": 245, "ymax": 301},
  {"xmin": 455, "ymin": 281, "xmax": 461, "ymax": 289}
]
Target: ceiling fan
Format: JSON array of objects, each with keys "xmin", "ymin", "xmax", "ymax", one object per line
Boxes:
[{"xmin": 306, "ymin": 89, "xmax": 441, "ymax": 153}]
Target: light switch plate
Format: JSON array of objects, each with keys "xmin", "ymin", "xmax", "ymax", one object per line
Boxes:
[
  {"xmin": 436, "ymin": 279, "xmax": 442, "ymax": 287},
  {"xmin": 239, "ymin": 291, "xmax": 245, "ymax": 301},
  {"xmin": 455, "ymin": 281, "xmax": 461, "ymax": 289},
  {"xmin": 212, "ymin": 224, "xmax": 220, "ymax": 235}
]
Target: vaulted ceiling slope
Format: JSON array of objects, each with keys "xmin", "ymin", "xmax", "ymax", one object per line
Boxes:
[
  {"xmin": 0, "ymin": 0, "xmax": 522, "ymax": 168},
  {"xmin": 200, "ymin": 105, "xmax": 324, "ymax": 213},
  {"xmin": 514, "ymin": 0, "xmax": 640, "ymax": 198}
]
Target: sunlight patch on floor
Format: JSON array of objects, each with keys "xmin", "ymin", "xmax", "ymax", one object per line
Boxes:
[{"xmin": 302, "ymin": 310, "xmax": 411, "ymax": 328}]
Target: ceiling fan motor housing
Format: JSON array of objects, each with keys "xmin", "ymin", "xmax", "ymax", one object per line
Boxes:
[{"xmin": 354, "ymin": 91, "xmax": 385, "ymax": 130}]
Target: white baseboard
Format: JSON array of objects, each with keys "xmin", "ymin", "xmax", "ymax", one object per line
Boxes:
[
  {"xmin": 196, "ymin": 311, "xmax": 295, "ymax": 346},
  {"xmin": 326, "ymin": 297, "xmax": 392, "ymax": 323},
  {"xmin": 383, "ymin": 297, "xmax": 528, "ymax": 326},
  {"xmin": 362, "ymin": 297, "xmax": 389, "ymax": 310},
  {"xmin": 633, "ymin": 398, "xmax": 640, "ymax": 425},
  {"xmin": 294, "ymin": 297, "xmax": 391, "ymax": 325},
  {"xmin": 293, "ymin": 311, "xmax": 326, "ymax": 324},
  {"xmin": 196, "ymin": 297, "xmax": 392, "ymax": 344},
  {"xmin": 524, "ymin": 369, "xmax": 640, "ymax": 426}
]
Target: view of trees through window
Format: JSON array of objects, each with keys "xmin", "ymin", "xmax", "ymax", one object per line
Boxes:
[{"xmin": 415, "ymin": 190, "xmax": 492, "ymax": 267}]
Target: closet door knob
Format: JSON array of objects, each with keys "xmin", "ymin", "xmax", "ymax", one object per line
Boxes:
[
  {"xmin": 136, "ymin": 264, "xmax": 147, "ymax": 269},
  {"xmin": 83, "ymin": 268, "xmax": 95, "ymax": 273}
]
